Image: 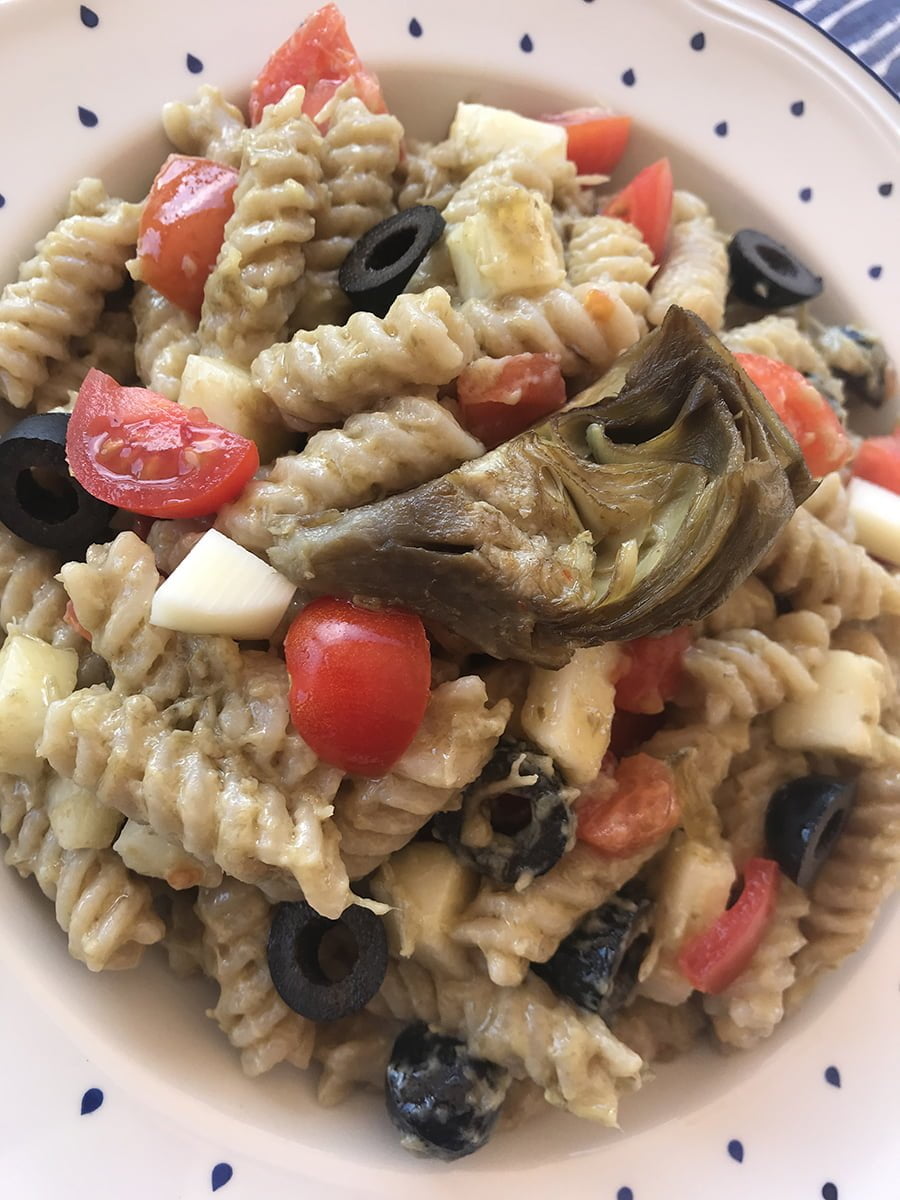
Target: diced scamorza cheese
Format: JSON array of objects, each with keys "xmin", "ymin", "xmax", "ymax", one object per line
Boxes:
[
  {"xmin": 150, "ymin": 529, "xmax": 295, "ymax": 639},
  {"xmin": 846, "ymin": 476, "xmax": 900, "ymax": 566},
  {"xmin": 0, "ymin": 634, "xmax": 78, "ymax": 775},
  {"xmin": 449, "ymin": 102, "xmax": 567, "ymax": 174},
  {"xmin": 179, "ymin": 354, "xmax": 294, "ymax": 464}
]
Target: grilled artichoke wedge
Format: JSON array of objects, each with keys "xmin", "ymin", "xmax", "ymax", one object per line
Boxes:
[{"xmin": 269, "ymin": 307, "xmax": 815, "ymax": 664}]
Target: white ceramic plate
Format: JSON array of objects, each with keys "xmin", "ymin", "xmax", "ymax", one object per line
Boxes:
[{"xmin": 0, "ymin": 1, "xmax": 897, "ymax": 1196}]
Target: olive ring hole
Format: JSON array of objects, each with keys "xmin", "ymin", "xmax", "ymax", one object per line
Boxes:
[
  {"xmin": 488, "ymin": 792, "xmax": 534, "ymax": 838},
  {"xmin": 16, "ymin": 468, "xmax": 80, "ymax": 524},
  {"xmin": 295, "ymin": 917, "xmax": 359, "ymax": 986},
  {"xmin": 366, "ymin": 226, "xmax": 418, "ymax": 273}
]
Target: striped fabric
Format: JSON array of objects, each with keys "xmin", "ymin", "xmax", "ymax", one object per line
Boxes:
[{"xmin": 782, "ymin": 0, "xmax": 900, "ymax": 94}]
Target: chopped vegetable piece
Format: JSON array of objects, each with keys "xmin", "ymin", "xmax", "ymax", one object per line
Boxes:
[
  {"xmin": 136, "ymin": 154, "xmax": 238, "ymax": 317},
  {"xmin": 284, "ymin": 596, "xmax": 431, "ymax": 777},
  {"xmin": 846, "ymin": 477, "xmax": 900, "ymax": 566},
  {"xmin": 728, "ymin": 229, "xmax": 822, "ymax": 309},
  {"xmin": 339, "ymin": 206, "xmax": 445, "ymax": 317},
  {"xmin": 540, "ymin": 108, "xmax": 631, "ymax": 175},
  {"xmin": 449, "ymin": 103, "xmax": 567, "ymax": 175},
  {"xmin": 0, "ymin": 634, "xmax": 78, "ymax": 776},
  {"xmin": 676, "ymin": 857, "xmax": 780, "ymax": 994},
  {"xmin": 735, "ymin": 352, "xmax": 852, "ymax": 477},
  {"xmin": 67, "ymin": 370, "xmax": 259, "ymax": 519},
  {"xmin": 249, "ymin": 2, "xmax": 386, "ymax": 126},
  {"xmin": 457, "ymin": 353, "xmax": 566, "ymax": 449},
  {"xmin": 615, "ymin": 628, "xmax": 693, "ymax": 715},
  {"xmin": 578, "ymin": 753, "xmax": 678, "ymax": 857},
  {"xmin": 603, "ymin": 158, "xmax": 673, "ymax": 263},
  {"xmin": 853, "ymin": 434, "xmax": 900, "ymax": 494}
]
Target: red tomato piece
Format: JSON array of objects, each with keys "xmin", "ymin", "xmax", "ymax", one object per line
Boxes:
[
  {"xmin": 676, "ymin": 858, "xmax": 780, "ymax": 994},
  {"xmin": 577, "ymin": 753, "xmax": 679, "ymax": 857},
  {"xmin": 457, "ymin": 353, "xmax": 566, "ymax": 449},
  {"xmin": 67, "ymin": 370, "xmax": 259, "ymax": 519},
  {"xmin": 284, "ymin": 597, "xmax": 431, "ymax": 776},
  {"xmin": 603, "ymin": 158, "xmax": 673, "ymax": 263},
  {"xmin": 853, "ymin": 434, "xmax": 900, "ymax": 494},
  {"xmin": 540, "ymin": 108, "xmax": 632, "ymax": 175},
  {"xmin": 249, "ymin": 2, "xmax": 386, "ymax": 126},
  {"xmin": 735, "ymin": 352, "xmax": 853, "ymax": 477},
  {"xmin": 136, "ymin": 155, "xmax": 238, "ymax": 318},
  {"xmin": 615, "ymin": 628, "xmax": 694, "ymax": 715}
]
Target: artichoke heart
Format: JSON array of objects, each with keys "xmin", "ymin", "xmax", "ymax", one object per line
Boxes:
[{"xmin": 269, "ymin": 307, "xmax": 815, "ymax": 664}]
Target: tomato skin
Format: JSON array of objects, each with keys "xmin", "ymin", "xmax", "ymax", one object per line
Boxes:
[
  {"xmin": 136, "ymin": 155, "xmax": 238, "ymax": 317},
  {"xmin": 540, "ymin": 108, "xmax": 631, "ymax": 175},
  {"xmin": 457, "ymin": 353, "xmax": 566, "ymax": 449},
  {"xmin": 249, "ymin": 2, "xmax": 386, "ymax": 126},
  {"xmin": 853, "ymin": 435, "xmax": 900, "ymax": 494},
  {"xmin": 577, "ymin": 753, "xmax": 679, "ymax": 857},
  {"xmin": 67, "ymin": 370, "xmax": 259, "ymax": 519},
  {"xmin": 676, "ymin": 858, "xmax": 780, "ymax": 994},
  {"xmin": 63, "ymin": 601, "xmax": 92, "ymax": 643},
  {"xmin": 615, "ymin": 628, "xmax": 693, "ymax": 715},
  {"xmin": 603, "ymin": 158, "xmax": 673, "ymax": 263},
  {"xmin": 284, "ymin": 597, "xmax": 431, "ymax": 777},
  {"xmin": 734, "ymin": 352, "xmax": 853, "ymax": 477}
]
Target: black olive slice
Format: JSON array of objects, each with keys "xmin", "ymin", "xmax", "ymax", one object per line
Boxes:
[
  {"xmin": 267, "ymin": 899, "xmax": 387, "ymax": 1022},
  {"xmin": 0, "ymin": 412, "xmax": 115, "ymax": 554},
  {"xmin": 385, "ymin": 1022, "xmax": 509, "ymax": 1161},
  {"xmin": 532, "ymin": 890, "xmax": 652, "ymax": 1020},
  {"xmin": 765, "ymin": 773, "xmax": 857, "ymax": 890},
  {"xmin": 432, "ymin": 736, "xmax": 575, "ymax": 887},
  {"xmin": 338, "ymin": 205, "xmax": 446, "ymax": 317},
  {"xmin": 728, "ymin": 229, "xmax": 823, "ymax": 309}
]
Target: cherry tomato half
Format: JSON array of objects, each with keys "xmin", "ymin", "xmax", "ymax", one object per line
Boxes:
[
  {"xmin": 577, "ymin": 753, "xmax": 679, "ymax": 857},
  {"xmin": 853, "ymin": 433, "xmax": 900, "ymax": 494},
  {"xmin": 540, "ymin": 108, "xmax": 632, "ymax": 176},
  {"xmin": 615, "ymin": 628, "xmax": 694, "ymax": 715},
  {"xmin": 136, "ymin": 155, "xmax": 238, "ymax": 317},
  {"xmin": 249, "ymin": 2, "xmax": 386, "ymax": 127},
  {"xmin": 284, "ymin": 597, "xmax": 431, "ymax": 777},
  {"xmin": 457, "ymin": 353, "xmax": 566, "ymax": 449},
  {"xmin": 735, "ymin": 352, "xmax": 853, "ymax": 478},
  {"xmin": 66, "ymin": 370, "xmax": 259, "ymax": 519},
  {"xmin": 603, "ymin": 157, "xmax": 674, "ymax": 264}
]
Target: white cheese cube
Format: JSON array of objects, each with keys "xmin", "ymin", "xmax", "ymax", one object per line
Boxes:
[
  {"xmin": 449, "ymin": 103, "xmax": 567, "ymax": 175},
  {"xmin": 179, "ymin": 354, "xmax": 293, "ymax": 463},
  {"xmin": 114, "ymin": 819, "xmax": 222, "ymax": 889},
  {"xmin": 846, "ymin": 476, "xmax": 900, "ymax": 566},
  {"xmin": 772, "ymin": 649, "xmax": 885, "ymax": 759},
  {"xmin": 521, "ymin": 644, "xmax": 620, "ymax": 786},
  {"xmin": 47, "ymin": 776, "xmax": 122, "ymax": 850},
  {"xmin": 150, "ymin": 528, "xmax": 296, "ymax": 640},
  {"xmin": 446, "ymin": 186, "xmax": 565, "ymax": 302},
  {"xmin": 0, "ymin": 634, "xmax": 78, "ymax": 775}
]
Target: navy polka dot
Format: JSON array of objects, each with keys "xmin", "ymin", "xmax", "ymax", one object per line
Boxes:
[
  {"xmin": 714, "ymin": 120, "xmax": 728, "ymax": 137},
  {"xmin": 790, "ymin": 100, "xmax": 805, "ymax": 116},
  {"xmin": 408, "ymin": 17, "xmax": 422, "ymax": 37},
  {"xmin": 799, "ymin": 187, "xmax": 812, "ymax": 202},
  {"xmin": 616, "ymin": 1189, "xmax": 634, "ymax": 1200},
  {"xmin": 727, "ymin": 1139, "xmax": 744, "ymax": 1163},
  {"xmin": 79, "ymin": 5, "xmax": 99, "ymax": 28},
  {"xmin": 519, "ymin": 33, "xmax": 533, "ymax": 53},
  {"xmin": 211, "ymin": 1163, "xmax": 233, "ymax": 1192},
  {"xmin": 0, "ymin": 194, "xmax": 5, "ymax": 211},
  {"xmin": 621, "ymin": 68, "xmax": 636, "ymax": 86},
  {"xmin": 878, "ymin": 182, "xmax": 893, "ymax": 197},
  {"xmin": 80, "ymin": 1087, "xmax": 103, "ymax": 1115},
  {"xmin": 77, "ymin": 105, "xmax": 98, "ymax": 128},
  {"xmin": 186, "ymin": 53, "xmax": 203, "ymax": 74},
  {"xmin": 824, "ymin": 1065, "xmax": 841, "ymax": 1087},
  {"xmin": 869, "ymin": 265, "xmax": 883, "ymax": 279},
  {"xmin": 822, "ymin": 1185, "xmax": 838, "ymax": 1200},
  {"xmin": 690, "ymin": 32, "xmax": 706, "ymax": 51}
]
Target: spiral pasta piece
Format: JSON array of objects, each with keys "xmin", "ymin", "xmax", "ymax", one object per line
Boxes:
[
  {"xmin": 371, "ymin": 957, "xmax": 644, "ymax": 1123},
  {"xmin": 0, "ymin": 526, "xmax": 77, "ymax": 649},
  {"xmin": 396, "ymin": 138, "xmax": 461, "ymax": 211},
  {"xmin": 646, "ymin": 190, "xmax": 728, "ymax": 331},
  {"xmin": 162, "ymin": 84, "xmax": 247, "ymax": 168},
  {"xmin": 33, "ymin": 307, "xmax": 136, "ymax": 411},
  {"xmin": 696, "ymin": 577, "xmax": 777, "ymax": 637},
  {"xmin": 611, "ymin": 996, "xmax": 706, "ymax": 1063},
  {"xmin": 218, "ymin": 393, "xmax": 482, "ymax": 552},
  {"xmin": 722, "ymin": 315, "xmax": 830, "ymax": 377},
  {"xmin": 565, "ymin": 215, "xmax": 656, "ymax": 324},
  {"xmin": 195, "ymin": 880, "xmax": 316, "ymax": 1075},
  {"xmin": 716, "ymin": 725, "xmax": 808, "ymax": 866},
  {"xmin": 758, "ymin": 506, "xmax": 900, "ymax": 619},
  {"xmin": 704, "ymin": 878, "xmax": 809, "ymax": 1049},
  {"xmin": 801, "ymin": 472, "xmax": 855, "ymax": 540},
  {"xmin": 252, "ymin": 287, "xmax": 476, "ymax": 428},
  {"xmin": 199, "ymin": 86, "xmax": 325, "ymax": 367},
  {"xmin": 313, "ymin": 1011, "xmax": 401, "ymax": 1105},
  {"xmin": 132, "ymin": 285, "xmax": 199, "ymax": 401},
  {"xmin": 0, "ymin": 178, "xmax": 141, "ymax": 408},
  {"xmin": 0, "ymin": 771, "xmax": 163, "ymax": 970}
]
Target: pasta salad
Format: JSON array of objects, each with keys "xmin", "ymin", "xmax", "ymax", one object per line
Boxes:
[{"xmin": 0, "ymin": 1, "xmax": 898, "ymax": 1162}]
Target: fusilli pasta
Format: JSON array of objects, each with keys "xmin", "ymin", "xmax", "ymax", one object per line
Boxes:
[
  {"xmin": 33, "ymin": 306, "xmax": 136, "ymax": 411},
  {"xmin": 565, "ymin": 215, "xmax": 656, "ymax": 324},
  {"xmin": 646, "ymin": 190, "xmax": 728, "ymax": 331},
  {"xmin": 132, "ymin": 284, "xmax": 199, "ymax": 401},
  {"xmin": 162, "ymin": 84, "xmax": 247, "ymax": 168}
]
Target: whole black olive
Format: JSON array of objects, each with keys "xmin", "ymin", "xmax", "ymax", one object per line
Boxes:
[
  {"xmin": 0, "ymin": 412, "xmax": 115, "ymax": 554},
  {"xmin": 765, "ymin": 773, "xmax": 857, "ymax": 890},
  {"xmin": 338, "ymin": 205, "xmax": 446, "ymax": 317},
  {"xmin": 728, "ymin": 229, "xmax": 823, "ymax": 309},
  {"xmin": 267, "ymin": 900, "xmax": 387, "ymax": 1022},
  {"xmin": 432, "ymin": 736, "xmax": 576, "ymax": 887},
  {"xmin": 532, "ymin": 889, "xmax": 652, "ymax": 1019},
  {"xmin": 385, "ymin": 1022, "xmax": 509, "ymax": 1161}
]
